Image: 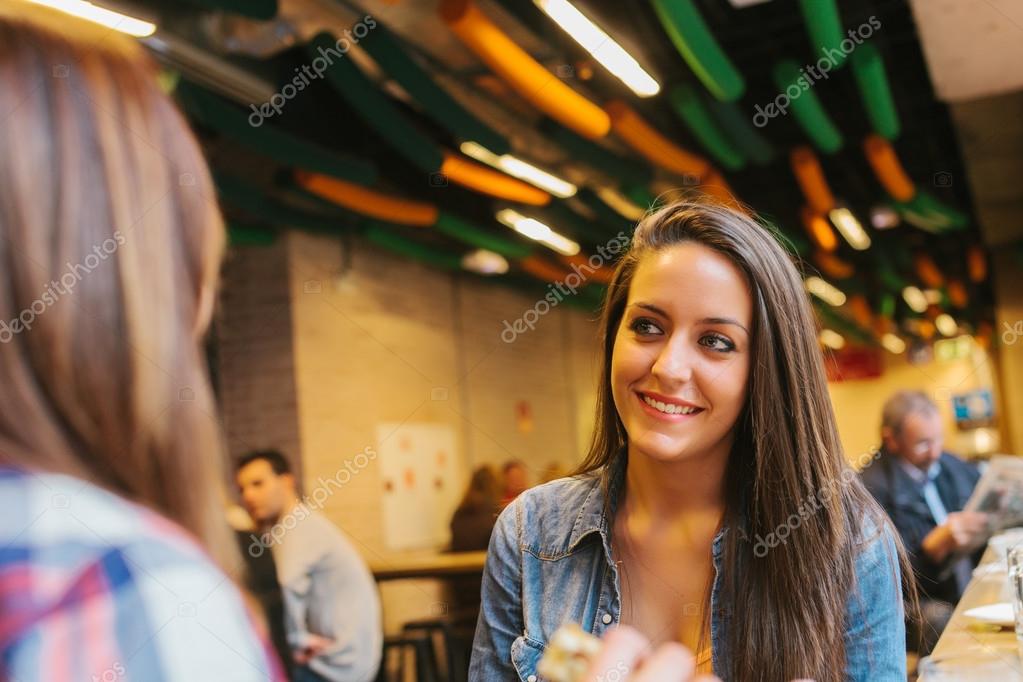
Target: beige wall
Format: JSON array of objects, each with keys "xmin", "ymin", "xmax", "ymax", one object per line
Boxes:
[{"xmin": 281, "ymin": 231, "xmax": 600, "ymax": 631}]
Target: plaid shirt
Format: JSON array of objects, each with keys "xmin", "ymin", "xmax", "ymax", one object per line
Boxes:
[{"xmin": 0, "ymin": 467, "xmax": 286, "ymax": 681}]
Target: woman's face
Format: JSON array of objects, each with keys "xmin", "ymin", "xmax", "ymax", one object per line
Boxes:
[{"xmin": 611, "ymin": 243, "xmax": 753, "ymax": 464}]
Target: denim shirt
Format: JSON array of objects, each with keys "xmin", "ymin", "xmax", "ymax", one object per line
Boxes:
[{"xmin": 469, "ymin": 468, "xmax": 906, "ymax": 681}]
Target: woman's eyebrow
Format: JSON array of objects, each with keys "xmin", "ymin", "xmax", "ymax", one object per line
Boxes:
[{"xmin": 631, "ymin": 303, "xmax": 749, "ymax": 335}]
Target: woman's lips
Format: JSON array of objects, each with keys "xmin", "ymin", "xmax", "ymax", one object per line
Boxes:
[{"xmin": 635, "ymin": 391, "xmax": 705, "ymax": 421}]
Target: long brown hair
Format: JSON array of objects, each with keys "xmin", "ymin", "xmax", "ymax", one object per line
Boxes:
[
  {"xmin": 0, "ymin": 6, "xmax": 234, "ymax": 569},
  {"xmin": 576, "ymin": 202, "xmax": 917, "ymax": 681}
]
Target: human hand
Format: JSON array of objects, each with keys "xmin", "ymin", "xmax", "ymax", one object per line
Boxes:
[
  {"xmin": 581, "ymin": 626, "xmax": 720, "ymax": 682},
  {"xmin": 944, "ymin": 511, "xmax": 989, "ymax": 551},
  {"xmin": 292, "ymin": 633, "xmax": 334, "ymax": 665}
]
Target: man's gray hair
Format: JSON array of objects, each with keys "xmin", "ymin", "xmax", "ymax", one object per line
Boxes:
[{"xmin": 881, "ymin": 390, "xmax": 938, "ymax": 437}]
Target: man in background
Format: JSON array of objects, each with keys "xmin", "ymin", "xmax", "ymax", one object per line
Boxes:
[
  {"xmin": 860, "ymin": 391, "xmax": 987, "ymax": 655},
  {"xmin": 237, "ymin": 450, "xmax": 381, "ymax": 682}
]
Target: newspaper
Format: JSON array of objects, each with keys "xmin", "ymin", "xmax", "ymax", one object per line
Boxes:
[{"xmin": 964, "ymin": 455, "xmax": 1023, "ymax": 533}]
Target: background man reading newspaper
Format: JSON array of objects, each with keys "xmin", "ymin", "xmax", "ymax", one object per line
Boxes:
[{"xmin": 860, "ymin": 390, "xmax": 988, "ymax": 656}]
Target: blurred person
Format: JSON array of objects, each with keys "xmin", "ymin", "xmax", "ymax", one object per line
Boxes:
[
  {"xmin": 860, "ymin": 390, "xmax": 985, "ymax": 655},
  {"xmin": 540, "ymin": 461, "xmax": 569, "ymax": 484},
  {"xmin": 236, "ymin": 450, "xmax": 382, "ymax": 682},
  {"xmin": 580, "ymin": 626, "xmax": 815, "ymax": 682},
  {"xmin": 450, "ymin": 465, "xmax": 501, "ymax": 552},
  {"xmin": 0, "ymin": 5, "xmax": 284, "ymax": 680},
  {"xmin": 500, "ymin": 459, "xmax": 529, "ymax": 507},
  {"xmin": 449, "ymin": 465, "xmax": 501, "ymax": 615},
  {"xmin": 471, "ymin": 203, "xmax": 916, "ymax": 681}
]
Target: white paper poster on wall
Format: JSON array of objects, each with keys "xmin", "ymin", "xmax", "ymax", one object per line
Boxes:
[{"xmin": 377, "ymin": 422, "xmax": 460, "ymax": 551}]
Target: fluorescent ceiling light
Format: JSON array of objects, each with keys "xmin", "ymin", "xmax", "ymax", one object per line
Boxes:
[
  {"xmin": 595, "ymin": 186, "xmax": 646, "ymax": 221},
  {"xmin": 496, "ymin": 208, "xmax": 580, "ymax": 256},
  {"xmin": 534, "ymin": 0, "xmax": 660, "ymax": 97},
  {"xmin": 27, "ymin": 0, "xmax": 156, "ymax": 36},
  {"xmin": 819, "ymin": 329, "xmax": 845, "ymax": 350},
  {"xmin": 881, "ymin": 333, "xmax": 906, "ymax": 354},
  {"xmin": 902, "ymin": 286, "xmax": 928, "ymax": 313},
  {"xmin": 828, "ymin": 207, "xmax": 871, "ymax": 250},
  {"xmin": 460, "ymin": 142, "xmax": 576, "ymax": 198},
  {"xmin": 805, "ymin": 276, "xmax": 846, "ymax": 306},
  {"xmin": 461, "ymin": 249, "xmax": 509, "ymax": 275},
  {"xmin": 935, "ymin": 313, "xmax": 958, "ymax": 337}
]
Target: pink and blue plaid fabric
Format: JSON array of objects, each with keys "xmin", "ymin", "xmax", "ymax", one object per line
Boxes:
[{"xmin": 0, "ymin": 467, "xmax": 286, "ymax": 682}]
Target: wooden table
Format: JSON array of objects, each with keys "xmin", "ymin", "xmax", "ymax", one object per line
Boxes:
[
  {"xmin": 930, "ymin": 545, "xmax": 1023, "ymax": 674},
  {"xmin": 369, "ymin": 550, "xmax": 487, "ymax": 582}
]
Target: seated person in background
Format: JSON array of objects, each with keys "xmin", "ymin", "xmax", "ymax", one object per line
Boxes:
[
  {"xmin": 450, "ymin": 465, "xmax": 502, "ymax": 614},
  {"xmin": 499, "ymin": 459, "xmax": 530, "ymax": 508},
  {"xmin": 237, "ymin": 451, "xmax": 382, "ymax": 682},
  {"xmin": 0, "ymin": 7, "xmax": 284, "ymax": 680},
  {"xmin": 860, "ymin": 390, "xmax": 987, "ymax": 655}
]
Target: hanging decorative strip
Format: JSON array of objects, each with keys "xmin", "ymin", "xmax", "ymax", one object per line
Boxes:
[
  {"xmin": 175, "ymin": 80, "xmax": 377, "ymax": 185},
  {"xmin": 667, "ymin": 84, "xmax": 746, "ymax": 170},
  {"xmin": 357, "ymin": 23, "xmax": 510, "ymax": 156},
  {"xmin": 703, "ymin": 99, "xmax": 775, "ymax": 166},
  {"xmin": 217, "ymin": 173, "xmax": 357, "ymax": 234},
  {"xmin": 603, "ymin": 100, "xmax": 710, "ymax": 178},
  {"xmin": 306, "ymin": 33, "xmax": 549, "ymax": 205},
  {"xmin": 439, "ymin": 0, "xmax": 611, "ymax": 139},
  {"xmin": 437, "ymin": 152, "xmax": 551, "ymax": 205},
  {"xmin": 813, "ymin": 250, "xmax": 854, "ymax": 279},
  {"xmin": 363, "ymin": 224, "xmax": 463, "ymax": 270},
  {"xmin": 179, "ymin": 0, "xmax": 276, "ymax": 20},
  {"xmin": 797, "ymin": 0, "xmax": 849, "ymax": 70},
  {"xmin": 295, "ymin": 170, "xmax": 439, "ymax": 226},
  {"xmin": 649, "ymin": 0, "xmax": 745, "ymax": 101},
  {"xmin": 801, "ymin": 205, "xmax": 838, "ymax": 252},
  {"xmin": 228, "ymin": 223, "xmax": 278, "ymax": 246},
  {"xmin": 862, "ymin": 134, "xmax": 915, "ymax": 201},
  {"xmin": 538, "ymin": 118, "xmax": 652, "ymax": 187},
  {"xmin": 773, "ymin": 60, "xmax": 843, "ymax": 154},
  {"xmin": 790, "ymin": 147, "xmax": 836, "ymax": 214},
  {"xmin": 557, "ymin": 253, "xmax": 615, "ymax": 284},
  {"xmin": 519, "ymin": 255, "xmax": 574, "ymax": 283},
  {"xmin": 434, "ymin": 212, "xmax": 534, "ymax": 260},
  {"xmin": 306, "ymin": 32, "xmax": 444, "ymax": 174},
  {"xmin": 850, "ymin": 44, "xmax": 900, "ymax": 140}
]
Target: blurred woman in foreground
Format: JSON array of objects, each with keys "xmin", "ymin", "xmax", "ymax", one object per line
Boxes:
[{"xmin": 0, "ymin": 5, "xmax": 283, "ymax": 679}]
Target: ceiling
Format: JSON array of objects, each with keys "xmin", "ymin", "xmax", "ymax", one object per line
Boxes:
[{"xmin": 120, "ymin": 0, "xmax": 1020, "ymax": 347}]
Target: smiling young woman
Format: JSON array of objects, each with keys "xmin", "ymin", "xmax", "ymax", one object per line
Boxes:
[{"xmin": 470, "ymin": 202, "xmax": 917, "ymax": 682}]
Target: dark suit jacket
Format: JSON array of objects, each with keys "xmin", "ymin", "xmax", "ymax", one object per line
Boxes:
[{"xmin": 860, "ymin": 449, "xmax": 981, "ymax": 604}]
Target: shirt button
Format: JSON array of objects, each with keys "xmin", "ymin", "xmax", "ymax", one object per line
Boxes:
[
  {"xmin": 527, "ymin": 676, "xmax": 537, "ymax": 682},
  {"xmin": 602, "ymin": 613, "xmax": 613, "ymax": 625}
]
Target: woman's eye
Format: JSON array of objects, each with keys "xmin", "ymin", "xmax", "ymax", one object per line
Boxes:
[
  {"xmin": 700, "ymin": 333, "xmax": 736, "ymax": 352},
  {"xmin": 628, "ymin": 318, "xmax": 663, "ymax": 336}
]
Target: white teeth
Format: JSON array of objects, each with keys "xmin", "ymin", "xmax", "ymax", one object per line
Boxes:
[{"xmin": 642, "ymin": 395, "xmax": 699, "ymax": 415}]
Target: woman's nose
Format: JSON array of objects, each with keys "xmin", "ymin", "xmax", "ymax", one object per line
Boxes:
[{"xmin": 650, "ymin": 337, "xmax": 695, "ymax": 385}]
